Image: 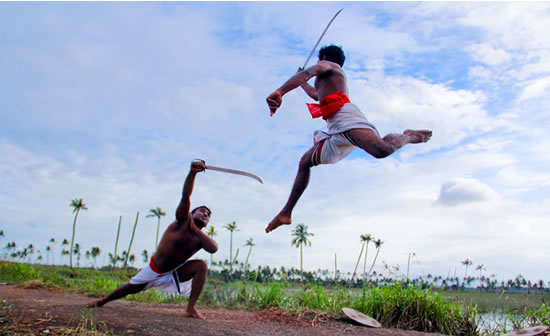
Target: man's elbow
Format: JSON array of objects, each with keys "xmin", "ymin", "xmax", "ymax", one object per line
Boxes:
[{"xmin": 208, "ymin": 244, "xmax": 219, "ymax": 254}]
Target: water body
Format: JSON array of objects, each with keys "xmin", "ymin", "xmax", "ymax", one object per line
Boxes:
[{"xmin": 477, "ymin": 312, "xmax": 532, "ymax": 334}]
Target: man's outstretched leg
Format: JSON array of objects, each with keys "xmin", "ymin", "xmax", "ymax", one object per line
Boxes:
[
  {"xmin": 86, "ymin": 282, "xmax": 147, "ymax": 308},
  {"xmin": 347, "ymin": 128, "xmax": 432, "ymax": 159},
  {"xmin": 177, "ymin": 259, "xmax": 208, "ymax": 319},
  {"xmin": 266, "ymin": 146, "xmax": 316, "ymax": 233},
  {"xmin": 265, "ymin": 129, "xmax": 431, "ymax": 233}
]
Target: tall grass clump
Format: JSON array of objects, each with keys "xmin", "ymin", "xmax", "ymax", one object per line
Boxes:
[
  {"xmin": 527, "ymin": 303, "xmax": 550, "ymax": 327},
  {"xmin": 295, "ymin": 284, "xmax": 348, "ymax": 313},
  {"xmin": 251, "ymin": 280, "xmax": 289, "ymax": 308},
  {"xmin": 291, "ymin": 282, "xmax": 478, "ymax": 335},
  {"xmin": 70, "ymin": 309, "xmax": 113, "ymax": 335},
  {"xmin": 198, "ymin": 280, "xmax": 261, "ymax": 308},
  {"xmin": 198, "ymin": 280, "xmax": 291, "ymax": 310},
  {"xmin": 483, "ymin": 303, "xmax": 550, "ymax": 335},
  {"xmin": 0, "ymin": 261, "xmax": 39, "ymax": 282},
  {"xmin": 351, "ymin": 283, "xmax": 478, "ymax": 335}
]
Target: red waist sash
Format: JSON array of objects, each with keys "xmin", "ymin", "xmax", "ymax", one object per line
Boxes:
[
  {"xmin": 149, "ymin": 257, "xmax": 163, "ymax": 273},
  {"xmin": 307, "ymin": 91, "xmax": 350, "ymax": 120}
]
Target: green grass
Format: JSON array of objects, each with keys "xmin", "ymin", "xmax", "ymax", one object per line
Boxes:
[
  {"xmin": 288, "ymin": 283, "xmax": 478, "ymax": 335},
  {"xmin": 69, "ymin": 309, "xmax": 114, "ymax": 335},
  {"xmin": 196, "ymin": 280, "xmax": 479, "ymax": 335},
  {"xmin": 1, "ymin": 261, "xmax": 548, "ymax": 335}
]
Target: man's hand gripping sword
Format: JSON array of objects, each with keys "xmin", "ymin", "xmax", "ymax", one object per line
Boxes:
[
  {"xmin": 267, "ymin": 8, "xmax": 343, "ymax": 117},
  {"xmin": 193, "ymin": 159, "xmax": 263, "ymax": 184}
]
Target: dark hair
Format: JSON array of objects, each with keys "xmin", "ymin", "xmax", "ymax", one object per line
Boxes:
[
  {"xmin": 192, "ymin": 205, "xmax": 211, "ymax": 216},
  {"xmin": 318, "ymin": 45, "xmax": 345, "ymax": 67}
]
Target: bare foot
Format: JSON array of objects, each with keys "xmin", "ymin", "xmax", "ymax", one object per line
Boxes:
[
  {"xmin": 265, "ymin": 213, "xmax": 292, "ymax": 233},
  {"xmin": 185, "ymin": 307, "xmax": 205, "ymax": 319},
  {"xmin": 86, "ymin": 298, "xmax": 105, "ymax": 308},
  {"xmin": 404, "ymin": 129, "xmax": 432, "ymax": 143}
]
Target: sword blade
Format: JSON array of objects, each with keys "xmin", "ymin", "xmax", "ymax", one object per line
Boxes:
[
  {"xmin": 302, "ymin": 8, "xmax": 343, "ymax": 69},
  {"xmin": 205, "ymin": 165, "xmax": 263, "ymax": 184}
]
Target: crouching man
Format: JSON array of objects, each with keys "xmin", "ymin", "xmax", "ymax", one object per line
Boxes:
[{"xmin": 87, "ymin": 160, "xmax": 218, "ymax": 319}]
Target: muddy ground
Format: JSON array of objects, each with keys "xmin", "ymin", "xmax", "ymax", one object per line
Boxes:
[{"xmin": 0, "ymin": 283, "xmax": 444, "ymax": 335}]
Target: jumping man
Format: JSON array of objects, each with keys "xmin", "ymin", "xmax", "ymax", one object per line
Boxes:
[
  {"xmin": 86, "ymin": 160, "xmax": 218, "ymax": 319},
  {"xmin": 265, "ymin": 45, "xmax": 432, "ymax": 233}
]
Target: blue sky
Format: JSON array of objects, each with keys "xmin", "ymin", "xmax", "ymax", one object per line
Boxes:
[{"xmin": 1, "ymin": 2, "xmax": 549, "ymax": 284}]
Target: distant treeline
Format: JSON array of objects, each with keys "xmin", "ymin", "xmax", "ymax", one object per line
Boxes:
[{"xmin": 203, "ymin": 259, "xmax": 550, "ymax": 294}]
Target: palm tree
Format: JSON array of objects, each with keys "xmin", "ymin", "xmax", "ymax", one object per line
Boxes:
[
  {"xmin": 45, "ymin": 245, "xmax": 51, "ymax": 264},
  {"xmin": 361, "ymin": 234, "xmax": 373, "ymax": 279},
  {"xmin": 0, "ymin": 230, "xmax": 3, "ymax": 259},
  {"xmin": 48, "ymin": 238, "xmax": 56, "ymax": 265},
  {"xmin": 223, "ymin": 221, "xmax": 239, "ymax": 266},
  {"xmin": 142, "ymin": 249, "xmax": 149, "ymax": 263},
  {"xmin": 73, "ymin": 243, "xmax": 81, "ymax": 267},
  {"xmin": 19, "ymin": 248, "xmax": 28, "ymax": 263},
  {"xmin": 351, "ymin": 234, "xmax": 373, "ymax": 283},
  {"xmin": 146, "ymin": 207, "xmax": 166, "ymax": 250},
  {"xmin": 61, "ymin": 249, "xmax": 70, "ymax": 265},
  {"xmin": 244, "ymin": 238, "xmax": 255, "ymax": 271},
  {"xmin": 124, "ymin": 211, "xmax": 140, "ymax": 268},
  {"xmin": 206, "ymin": 226, "xmax": 218, "ymax": 265},
  {"xmin": 291, "ymin": 223, "xmax": 314, "ymax": 276},
  {"xmin": 351, "ymin": 236, "xmax": 365, "ymax": 283},
  {"xmin": 367, "ymin": 239, "xmax": 383, "ymax": 276},
  {"xmin": 61, "ymin": 239, "xmax": 69, "ymax": 265},
  {"xmin": 69, "ymin": 198, "xmax": 88, "ymax": 268},
  {"xmin": 108, "ymin": 252, "xmax": 123, "ymax": 268},
  {"xmin": 462, "ymin": 258, "xmax": 473, "ymax": 285},
  {"xmin": 406, "ymin": 252, "xmax": 416, "ymax": 281},
  {"xmin": 6, "ymin": 242, "xmax": 16, "ymax": 261},
  {"xmin": 112, "ymin": 216, "xmax": 122, "ymax": 268},
  {"xmin": 90, "ymin": 246, "xmax": 101, "ymax": 269},
  {"xmin": 27, "ymin": 244, "xmax": 35, "ymax": 264},
  {"xmin": 128, "ymin": 253, "xmax": 136, "ymax": 266},
  {"xmin": 334, "ymin": 253, "xmax": 338, "ymax": 281},
  {"xmin": 476, "ymin": 264, "xmax": 485, "ymax": 280},
  {"xmin": 206, "ymin": 225, "xmax": 218, "ymax": 238}
]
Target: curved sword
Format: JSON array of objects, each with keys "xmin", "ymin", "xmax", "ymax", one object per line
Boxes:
[
  {"xmin": 194, "ymin": 159, "xmax": 263, "ymax": 184},
  {"xmin": 302, "ymin": 8, "xmax": 343, "ymax": 69}
]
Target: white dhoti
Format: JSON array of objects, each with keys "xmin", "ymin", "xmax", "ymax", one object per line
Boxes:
[
  {"xmin": 130, "ymin": 258, "xmax": 192, "ymax": 296},
  {"xmin": 311, "ymin": 103, "xmax": 379, "ymax": 166}
]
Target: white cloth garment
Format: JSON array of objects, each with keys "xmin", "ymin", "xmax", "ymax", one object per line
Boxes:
[
  {"xmin": 130, "ymin": 260, "xmax": 192, "ymax": 296},
  {"xmin": 311, "ymin": 103, "xmax": 380, "ymax": 165}
]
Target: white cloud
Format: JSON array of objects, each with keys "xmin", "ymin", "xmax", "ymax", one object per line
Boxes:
[
  {"xmin": 436, "ymin": 178, "xmax": 500, "ymax": 207},
  {"xmin": 466, "ymin": 43, "xmax": 512, "ymax": 66},
  {"xmin": 349, "ymin": 75, "xmax": 492, "ymax": 152},
  {"xmin": 518, "ymin": 76, "xmax": 550, "ymax": 102},
  {"xmin": 1, "ymin": 2, "xmax": 549, "ymax": 282}
]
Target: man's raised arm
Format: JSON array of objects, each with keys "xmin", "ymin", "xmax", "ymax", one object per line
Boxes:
[
  {"xmin": 189, "ymin": 221, "xmax": 218, "ymax": 254},
  {"xmin": 175, "ymin": 160, "xmax": 205, "ymax": 224},
  {"xmin": 266, "ymin": 62, "xmax": 329, "ymax": 116},
  {"xmin": 298, "ymin": 68, "xmax": 319, "ymax": 101}
]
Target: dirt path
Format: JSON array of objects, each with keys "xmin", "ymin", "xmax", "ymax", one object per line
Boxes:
[{"xmin": 0, "ymin": 284, "xmax": 444, "ymax": 335}]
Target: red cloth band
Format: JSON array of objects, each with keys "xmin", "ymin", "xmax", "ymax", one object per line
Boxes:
[
  {"xmin": 149, "ymin": 257, "xmax": 162, "ymax": 274},
  {"xmin": 307, "ymin": 91, "xmax": 350, "ymax": 120}
]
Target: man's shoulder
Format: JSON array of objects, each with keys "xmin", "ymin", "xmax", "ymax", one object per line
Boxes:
[
  {"xmin": 318, "ymin": 60, "xmax": 341, "ymax": 69},
  {"xmin": 170, "ymin": 218, "xmax": 188, "ymax": 230},
  {"xmin": 315, "ymin": 61, "xmax": 344, "ymax": 77}
]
